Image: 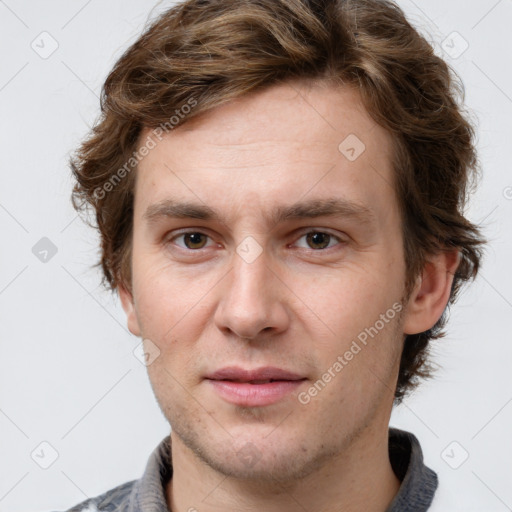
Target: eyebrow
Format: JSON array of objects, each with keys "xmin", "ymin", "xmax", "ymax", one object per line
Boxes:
[{"xmin": 143, "ymin": 197, "xmax": 376, "ymax": 227}]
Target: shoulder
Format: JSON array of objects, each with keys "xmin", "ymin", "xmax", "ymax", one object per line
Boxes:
[
  {"xmin": 51, "ymin": 435, "xmax": 172, "ymax": 512},
  {"xmin": 54, "ymin": 479, "xmax": 137, "ymax": 512}
]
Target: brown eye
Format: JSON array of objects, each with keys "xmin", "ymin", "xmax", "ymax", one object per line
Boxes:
[
  {"xmin": 305, "ymin": 232, "xmax": 332, "ymax": 250},
  {"xmin": 182, "ymin": 232, "xmax": 208, "ymax": 249}
]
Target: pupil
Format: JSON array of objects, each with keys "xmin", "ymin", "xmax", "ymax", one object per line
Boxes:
[
  {"xmin": 307, "ymin": 232, "xmax": 330, "ymax": 249},
  {"xmin": 185, "ymin": 233, "xmax": 206, "ymax": 249}
]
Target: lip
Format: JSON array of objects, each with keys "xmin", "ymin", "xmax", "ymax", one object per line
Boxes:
[
  {"xmin": 206, "ymin": 366, "xmax": 305, "ymax": 382},
  {"xmin": 205, "ymin": 366, "xmax": 307, "ymax": 407}
]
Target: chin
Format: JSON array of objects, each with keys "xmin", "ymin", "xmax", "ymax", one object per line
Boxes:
[
  {"xmin": 176, "ymin": 421, "xmax": 340, "ymax": 485},
  {"xmin": 211, "ymin": 443, "xmax": 341, "ymax": 487}
]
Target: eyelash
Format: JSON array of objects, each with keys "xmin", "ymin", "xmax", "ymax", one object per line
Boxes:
[{"xmin": 166, "ymin": 229, "xmax": 346, "ymax": 253}]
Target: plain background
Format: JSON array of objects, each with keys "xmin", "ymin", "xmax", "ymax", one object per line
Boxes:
[{"xmin": 0, "ymin": 1, "xmax": 511, "ymax": 510}]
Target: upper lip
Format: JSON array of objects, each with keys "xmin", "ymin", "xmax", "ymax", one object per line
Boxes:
[{"xmin": 206, "ymin": 366, "xmax": 306, "ymax": 382}]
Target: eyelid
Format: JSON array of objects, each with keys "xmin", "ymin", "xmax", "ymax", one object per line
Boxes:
[
  {"xmin": 290, "ymin": 228, "xmax": 346, "ymax": 250},
  {"xmin": 166, "ymin": 229, "xmax": 217, "ymax": 250},
  {"xmin": 165, "ymin": 227, "xmax": 346, "ymax": 252}
]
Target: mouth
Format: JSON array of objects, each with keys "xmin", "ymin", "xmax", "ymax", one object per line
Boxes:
[
  {"xmin": 205, "ymin": 366, "xmax": 307, "ymax": 406},
  {"xmin": 205, "ymin": 366, "xmax": 305, "ymax": 382},
  {"xmin": 221, "ymin": 379, "xmax": 288, "ymax": 384}
]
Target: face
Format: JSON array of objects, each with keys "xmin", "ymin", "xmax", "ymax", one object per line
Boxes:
[{"xmin": 121, "ymin": 80, "xmax": 410, "ymax": 483}]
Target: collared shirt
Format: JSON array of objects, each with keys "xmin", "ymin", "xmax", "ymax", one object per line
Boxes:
[{"xmin": 59, "ymin": 428, "xmax": 440, "ymax": 512}]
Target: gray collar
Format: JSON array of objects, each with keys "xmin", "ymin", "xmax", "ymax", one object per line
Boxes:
[
  {"xmin": 77, "ymin": 427, "xmax": 438, "ymax": 512},
  {"xmin": 386, "ymin": 427, "xmax": 438, "ymax": 511}
]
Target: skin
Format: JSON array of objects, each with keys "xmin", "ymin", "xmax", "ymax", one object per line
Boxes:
[{"xmin": 119, "ymin": 79, "xmax": 459, "ymax": 512}]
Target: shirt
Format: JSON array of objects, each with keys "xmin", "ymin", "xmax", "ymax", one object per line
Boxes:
[{"xmin": 57, "ymin": 428, "xmax": 441, "ymax": 512}]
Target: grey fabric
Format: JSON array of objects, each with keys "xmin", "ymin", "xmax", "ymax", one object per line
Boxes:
[
  {"xmin": 386, "ymin": 428, "xmax": 438, "ymax": 511},
  {"xmin": 58, "ymin": 428, "xmax": 437, "ymax": 512}
]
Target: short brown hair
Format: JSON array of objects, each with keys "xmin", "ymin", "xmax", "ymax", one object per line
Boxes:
[{"xmin": 70, "ymin": 0, "xmax": 485, "ymax": 402}]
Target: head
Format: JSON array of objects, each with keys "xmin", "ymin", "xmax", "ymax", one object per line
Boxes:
[{"xmin": 71, "ymin": 0, "xmax": 484, "ymax": 483}]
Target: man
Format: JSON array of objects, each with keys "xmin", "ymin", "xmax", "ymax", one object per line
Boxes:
[{"xmin": 63, "ymin": 0, "xmax": 484, "ymax": 510}]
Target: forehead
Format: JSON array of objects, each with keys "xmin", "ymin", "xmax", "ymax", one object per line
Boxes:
[
  {"xmin": 148, "ymin": 80, "xmax": 390, "ymax": 155},
  {"xmin": 134, "ymin": 80, "xmax": 397, "ymax": 224}
]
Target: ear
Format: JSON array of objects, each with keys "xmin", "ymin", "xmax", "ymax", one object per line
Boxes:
[
  {"xmin": 118, "ymin": 283, "xmax": 142, "ymax": 337},
  {"xmin": 402, "ymin": 249, "xmax": 460, "ymax": 335}
]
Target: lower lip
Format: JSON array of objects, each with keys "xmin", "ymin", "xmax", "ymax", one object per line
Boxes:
[{"xmin": 206, "ymin": 379, "xmax": 306, "ymax": 406}]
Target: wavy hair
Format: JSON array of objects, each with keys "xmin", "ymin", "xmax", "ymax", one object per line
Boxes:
[{"xmin": 70, "ymin": 0, "xmax": 485, "ymax": 402}]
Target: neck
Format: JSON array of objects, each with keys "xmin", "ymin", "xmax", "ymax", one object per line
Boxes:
[{"xmin": 165, "ymin": 425, "xmax": 401, "ymax": 512}]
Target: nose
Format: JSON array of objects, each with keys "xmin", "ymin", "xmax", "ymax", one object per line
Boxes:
[{"xmin": 213, "ymin": 243, "xmax": 290, "ymax": 341}]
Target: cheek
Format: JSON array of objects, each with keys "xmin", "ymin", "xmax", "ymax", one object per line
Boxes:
[
  {"xmin": 294, "ymin": 260, "xmax": 403, "ymax": 334},
  {"xmin": 307, "ymin": 315, "xmax": 402, "ymax": 422},
  {"xmin": 292, "ymin": 263, "xmax": 404, "ymax": 389},
  {"xmin": 132, "ymin": 255, "xmax": 213, "ymax": 332}
]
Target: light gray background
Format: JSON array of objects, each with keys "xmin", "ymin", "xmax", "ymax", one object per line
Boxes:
[{"xmin": 1, "ymin": 1, "xmax": 511, "ymax": 511}]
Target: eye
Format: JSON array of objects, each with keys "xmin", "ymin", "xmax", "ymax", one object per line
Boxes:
[
  {"xmin": 170, "ymin": 231, "xmax": 215, "ymax": 250},
  {"xmin": 294, "ymin": 231, "xmax": 344, "ymax": 250},
  {"xmin": 166, "ymin": 229, "xmax": 345, "ymax": 253}
]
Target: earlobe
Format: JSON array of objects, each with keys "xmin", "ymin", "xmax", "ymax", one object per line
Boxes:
[
  {"xmin": 402, "ymin": 249, "xmax": 460, "ymax": 335},
  {"xmin": 118, "ymin": 283, "xmax": 142, "ymax": 337}
]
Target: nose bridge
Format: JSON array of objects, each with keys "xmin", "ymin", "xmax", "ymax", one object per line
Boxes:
[
  {"xmin": 232, "ymin": 243, "xmax": 269, "ymax": 299},
  {"xmin": 214, "ymin": 240, "xmax": 288, "ymax": 340}
]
